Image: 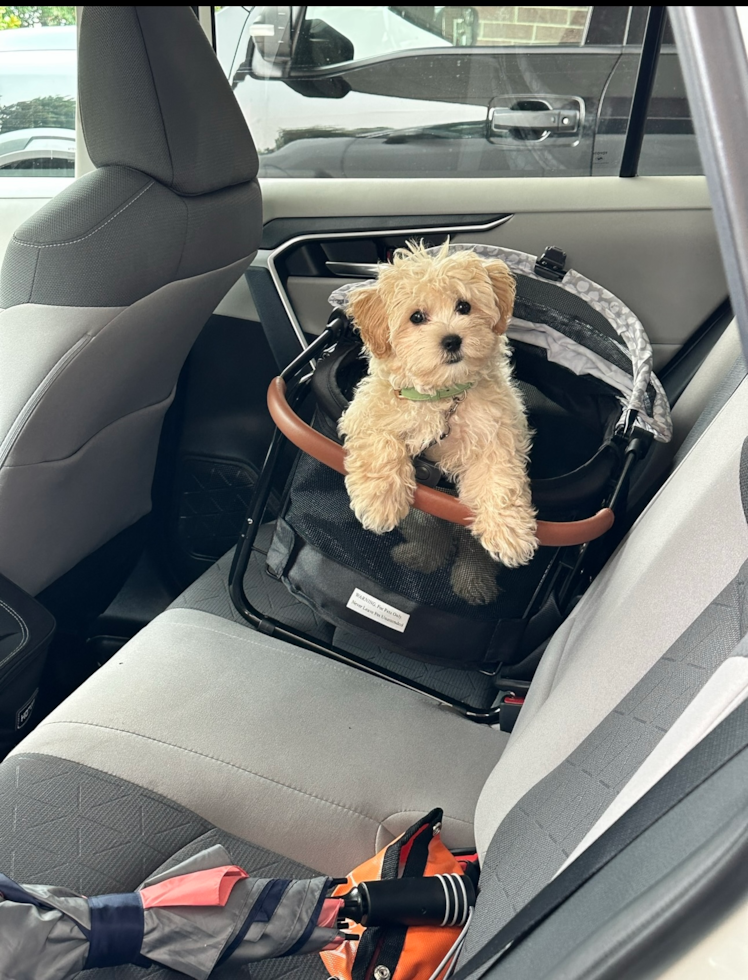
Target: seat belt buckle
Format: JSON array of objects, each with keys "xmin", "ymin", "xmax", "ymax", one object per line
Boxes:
[{"xmin": 499, "ymin": 695, "xmax": 525, "ymax": 733}]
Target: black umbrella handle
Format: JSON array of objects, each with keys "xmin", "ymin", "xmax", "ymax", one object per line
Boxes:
[{"xmin": 337, "ymin": 874, "xmax": 475, "ymax": 928}]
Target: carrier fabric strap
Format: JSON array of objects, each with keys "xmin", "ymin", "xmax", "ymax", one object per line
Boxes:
[
  {"xmin": 452, "ymin": 694, "xmax": 748, "ymax": 980},
  {"xmin": 83, "ymin": 893, "xmax": 150, "ymax": 970}
]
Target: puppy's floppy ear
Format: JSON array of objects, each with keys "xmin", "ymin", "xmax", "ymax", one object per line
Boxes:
[
  {"xmin": 484, "ymin": 259, "xmax": 516, "ymax": 335},
  {"xmin": 347, "ymin": 283, "xmax": 391, "ymax": 358}
]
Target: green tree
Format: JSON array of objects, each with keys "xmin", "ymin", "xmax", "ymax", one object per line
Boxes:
[
  {"xmin": 0, "ymin": 95, "xmax": 75, "ymax": 134},
  {"xmin": 0, "ymin": 6, "xmax": 75, "ymax": 30}
]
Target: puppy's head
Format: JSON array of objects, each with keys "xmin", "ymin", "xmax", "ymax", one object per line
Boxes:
[{"xmin": 347, "ymin": 242, "xmax": 515, "ymax": 390}]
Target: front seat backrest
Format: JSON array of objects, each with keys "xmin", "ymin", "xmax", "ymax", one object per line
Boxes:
[{"xmin": 0, "ymin": 5, "xmax": 261, "ymax": 595}]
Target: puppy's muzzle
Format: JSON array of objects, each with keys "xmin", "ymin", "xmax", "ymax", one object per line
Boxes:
[{"xmin": 441, "ymin": 333, "xmax": 463, "ymax": 362}]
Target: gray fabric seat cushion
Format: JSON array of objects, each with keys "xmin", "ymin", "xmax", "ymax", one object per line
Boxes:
[
  {"xmin": 170, "ymin": 526, "xmax": 502, "ymax": 709},
  {"xmin": 12, "ymin": 607, "xmax": 508, "ymax": 876},
  {"xmin": 473, "ymin": 375, "xmax": 748, "ymax": 859},
  {"xmin": 0, "ymin": 753, "xmax": 326, "ymax": 980}
]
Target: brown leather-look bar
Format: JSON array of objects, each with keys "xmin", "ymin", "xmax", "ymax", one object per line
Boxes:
[{"xmin": 268, "ymin": 377, "xmax": 615, "ymax": 547}]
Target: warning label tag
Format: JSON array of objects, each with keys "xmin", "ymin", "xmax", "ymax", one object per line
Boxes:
[{"xmin": 346, "ymin": 588, "xmax": 410, "ymax": 633}]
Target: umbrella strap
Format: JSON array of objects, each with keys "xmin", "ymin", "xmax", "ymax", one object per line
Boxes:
[
  {"xmin": 218, "ymin": 878, "xmax": 291, "ymax": 965},
  {"xmin": 83, "ymin": 893, "xmax": 151, "ymax": 970},
  {"xmin": 284, "ymin": 879, "xmax": 331, "ymax": 957}
]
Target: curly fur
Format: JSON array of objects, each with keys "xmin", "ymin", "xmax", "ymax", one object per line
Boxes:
[
  {"xmin": 339, "ymin": 242, "xmax": 538, "ymax": 568},
  {"xmin": 391, "ymin": 510, "xmax": 502, "ymax": 605}
]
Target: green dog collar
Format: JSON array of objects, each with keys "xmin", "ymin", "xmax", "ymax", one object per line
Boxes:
[{"xmin": 396, "ymin": 381, "xmax": 473, "ymax": 402}]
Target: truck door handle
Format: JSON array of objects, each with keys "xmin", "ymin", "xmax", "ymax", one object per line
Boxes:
[{"xmin": 490, "ymin": 107, "xmax": 580, "ymax": 134}]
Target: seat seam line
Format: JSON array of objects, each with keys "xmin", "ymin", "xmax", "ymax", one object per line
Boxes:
[
  {"xmin": 4, "ymin": 388, "xmax": 176, "ymax": 469},
  {"xmin": 12, "ymin": 180, "xmax": 155, "ymax": 249},
  {"xmin": 13, "ymin": 180, "xmax": 156, "ymax": 249},
  {"xmin": 35, "ymin": 720, "xmax": 391, "ymax": 827}
]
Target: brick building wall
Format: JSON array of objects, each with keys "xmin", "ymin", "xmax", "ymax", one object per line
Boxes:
[{"xmin": 475, "ymin": 6, "xmax": 590, "ymax": 45}]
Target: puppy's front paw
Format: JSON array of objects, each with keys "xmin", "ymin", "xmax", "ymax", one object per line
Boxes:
[
  {"xmin": 347, "ymin": 477, "xmax": 412, "ymax": 534},
  {"xmin": 392, "ymin": 540, "xmax": 446, "ymax": 573},
  {"xmin": 450, "ymin": 561, "xmax": 500, "ymax": 605},
  {"xmin": 472, "ymin": 506, "xmax": 538, "ymax": 568}
]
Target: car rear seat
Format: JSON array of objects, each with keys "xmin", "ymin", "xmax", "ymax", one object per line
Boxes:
[
  {"xmin": 167, "ymin": 318, "xmax": 746, "ymax": 709},
  {"xmin": 1, "ymin": 329, "xmax": 747, "ymax": 980}
]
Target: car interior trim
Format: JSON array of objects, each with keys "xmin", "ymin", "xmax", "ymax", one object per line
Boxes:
[
  {"xmin": 620, "ymin": 6, "xmax": 667, "ymax": 178},
  {"xmin": 265, "ymin": 215, "xmax": 514, "ymax": 354}
]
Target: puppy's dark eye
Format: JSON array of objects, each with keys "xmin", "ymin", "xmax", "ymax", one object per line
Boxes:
[
  {"xmin": 410, "ymin": 310, "xmax": 426, "ymax": 324},
  {"xmin": 456, "ymin": 300, "xmax": 471, "ymax": 315}
]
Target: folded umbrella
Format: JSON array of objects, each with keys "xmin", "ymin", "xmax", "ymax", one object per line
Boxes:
[{"xmin": 0, "ymin": 844, "xmax": 343, "ymax": 980}]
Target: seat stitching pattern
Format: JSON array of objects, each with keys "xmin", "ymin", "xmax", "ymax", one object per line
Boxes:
[
  {"xmin": 12, "ymin": 180, "xmax": 155, "ymax": 249},
  {"xmin": 27, "ymin": 243, "xmax": 40, "ymax": 302},
  {"xmin": 384, "ymin": 810, "xmax": 474, "ymax": 829},
  {"xmin": 0, "ymin": 334, "xmax": 92, "ymax": 468},
  {"xmin": 5, "ymin": 388, "xmax": 175, "ymax": 469},
  {"xmin": 36, "ymin": 720, "xmax": 476, "ymax": 835},
  {"xmin": 0, "ymin": 754, "xmax": 211, "ymax": 893},
  {"xmin": 36, "ymin": 720, "xmax": 388, "ymax": 828}
]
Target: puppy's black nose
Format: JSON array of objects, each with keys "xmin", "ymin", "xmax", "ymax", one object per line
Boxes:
[{"xmin": 441, "ymin": 334, "xmax": 462, "ymax": 353}]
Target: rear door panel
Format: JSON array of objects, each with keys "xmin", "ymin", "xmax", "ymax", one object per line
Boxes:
[{"xmin": 239, "ymin": 176, "xmax": 727, "ymax": 370}]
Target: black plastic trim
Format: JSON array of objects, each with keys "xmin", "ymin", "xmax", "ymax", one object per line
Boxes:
[
  {"xmin": 244, "ymin": 266, "xmax": 306, "ymax": 370},
  {"xmin": 620, "ymin": 6, "xmax": 667, "ymax": 177},
  {"xmin": 659, "ymin": 298, "xmax": 733, "ymax": 406}
]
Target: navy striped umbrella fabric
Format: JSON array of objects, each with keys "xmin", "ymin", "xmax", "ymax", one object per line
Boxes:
[{"xmin": 0, "ymin": 844, "xmax": 342, "ymax": 980}]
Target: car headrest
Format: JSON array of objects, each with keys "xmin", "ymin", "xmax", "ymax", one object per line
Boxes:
[{"xmin": 78, "ymin": 5, "xmax": 258, "ymax": 196}]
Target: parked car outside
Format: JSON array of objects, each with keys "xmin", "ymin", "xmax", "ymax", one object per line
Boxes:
[
  {"xmin": 0, "ymin": 8, "xmax": 701, "ymax": 181},
  {"xmin": 0, "ymin": 25, "xmax": 76, "ymax": 175}
]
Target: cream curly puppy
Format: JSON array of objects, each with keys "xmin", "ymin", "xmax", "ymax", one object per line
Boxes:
[{"xmin": 339, "ymin": 243, "xmax": 538, "ymax": 568}]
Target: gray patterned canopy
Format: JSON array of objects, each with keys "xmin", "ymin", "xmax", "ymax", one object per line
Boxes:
[{"xmin": 329, "ymin": 243, "xmax": 672, "ymax": 444}]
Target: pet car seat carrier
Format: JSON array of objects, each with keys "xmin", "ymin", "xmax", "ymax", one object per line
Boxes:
[{"xmin": 229, "ymin": 244, "xmax": 672, "ymax": 721}]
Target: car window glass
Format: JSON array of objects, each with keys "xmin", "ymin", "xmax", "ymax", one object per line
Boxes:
[
  {"xmin": 638, "ymin": 12, "xmax": 701, "ymax": 176},
  {"xmin": 291, "ymin": 5, "xmax": 592, "ymax": 66},
  {"xmin": 0, "ymin": 6, "xmax": 77, "ymax": 178},
  {"xmin": 217, "ymin": 5, "xmax": 701, "ymax": 180}
]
